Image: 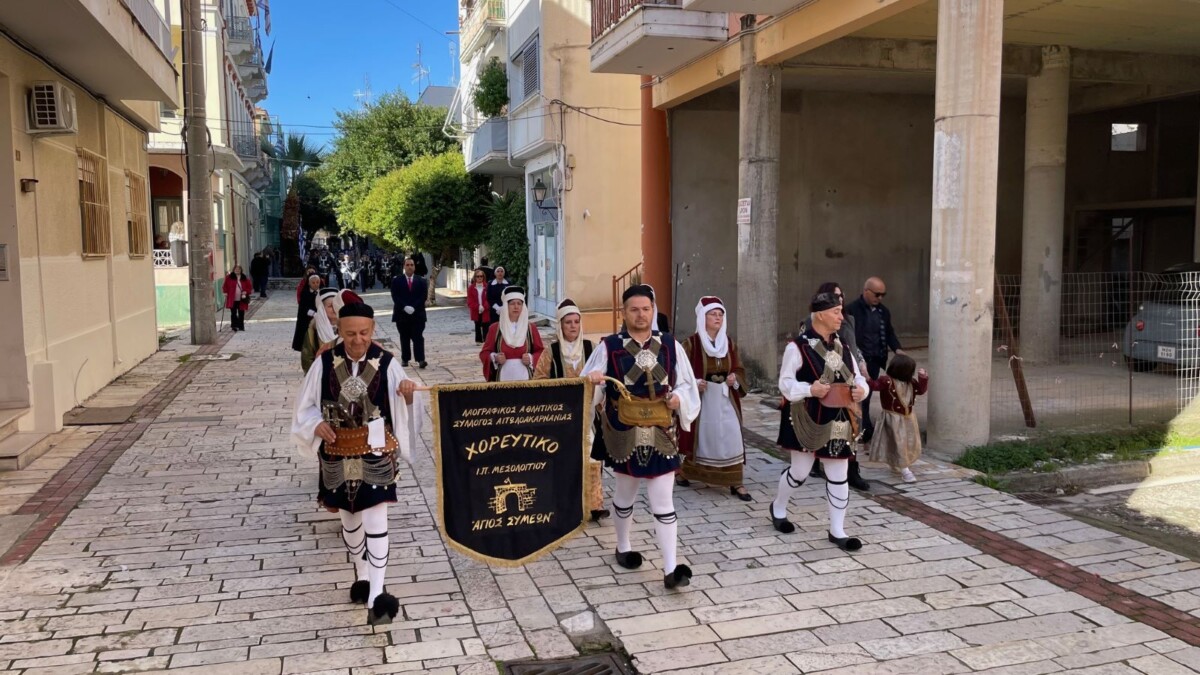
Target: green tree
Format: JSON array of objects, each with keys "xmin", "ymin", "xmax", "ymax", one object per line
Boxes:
[
  {"xmin": 320, "ymin": 92, "xmax": 456, "ymax": 223},
  {"xmin": 473, "ymin": 58, "xmax": 509, "ymax": 118},
  {"xmin": 294, "ymin": 170, "xmax": 338, "ymax": 236},
  {"xmin": 483, "ymin": 192, "xmax": 529, "ymax": 290},
  {"xmin": 353, "ymin": 152, "xmax": 489, "ymax": 304},
  {"xmin": 281, "ymin": 132, "xmax": 325, "ymax": 184}
]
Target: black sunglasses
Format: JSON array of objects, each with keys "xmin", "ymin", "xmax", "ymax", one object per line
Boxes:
[{"xmin": 869, "ymin": 289, "xmax": 887, "ymax": 298}]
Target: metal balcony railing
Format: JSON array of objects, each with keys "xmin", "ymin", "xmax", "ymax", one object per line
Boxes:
[
  {"xmin": 468, "ymin": 118, "xmax": 509, "ymax": 167},
  {"xmin": 591, "ymin": 0, "xmax": 679, "ymax": 42},
  {"xmin": 462, "ymin": 0, "xmax": 505, "ymax": 56},
  {"xmin": 232, "ymin": 133, "xmax": 259, "ymax": 159},
  {"xmin": 227, "ymin": 15, "xmax": 255, "ymax": 44},
  {"xmin": 120, "ymin": 0, "xmax": 173, "ymax": 59}
]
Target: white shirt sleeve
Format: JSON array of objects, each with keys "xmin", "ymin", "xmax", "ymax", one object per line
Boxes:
[
  {"xmin": 386, "ymin": 359, "xmax": 422, "ymax": 466},
  {"xmin": 779, "ymin": 342, "xmax": 812, "ymax": 402},
  {"xmin": 291, "ymin": 358, "xmax": 326, "ymax": 459},
  {"xmin": 849, "ymin": 347, "xmax": 869, "ymax": 398},
  {"xmin": 672, "ymin": 341, "xmax": 702, "ymax": 432},
  {"xmin": 580, "ymin": 341, "xmax": 609, "ymax": 407}
]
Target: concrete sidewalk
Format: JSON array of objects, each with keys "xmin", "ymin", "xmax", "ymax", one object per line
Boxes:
[{"xmin": 0, "ymin": 291, "xmax": 1198, "ymax": 674}]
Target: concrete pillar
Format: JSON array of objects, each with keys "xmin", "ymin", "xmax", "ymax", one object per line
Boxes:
[
  {"xmin": 1019, "ymin": 46, "xmax": 1071, "ymax": 363},
  {"xmin": 927, "ymin": 0, "xmax": 1005, "ymax": 453},
  {"xmin": 640, "ymin": 75, "xmax": 673, "ymax": 317},
  {"xmin": 736, "ymin": 15, "xmax": 782, "ymax": 385}
]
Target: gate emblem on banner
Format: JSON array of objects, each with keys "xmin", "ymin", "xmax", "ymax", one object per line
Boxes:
[{"xmin": 433, "ymin": 379, "xmax": 593, "ymax": 566}]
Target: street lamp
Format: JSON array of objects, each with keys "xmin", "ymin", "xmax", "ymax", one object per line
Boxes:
[{"xmin": 531, "ymin": 178, "xmax": 556, "ymax": 212}]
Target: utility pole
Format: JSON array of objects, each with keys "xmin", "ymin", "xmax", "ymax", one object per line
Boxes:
[{"xmin": 184, "ymin": 0, "xmax": 215, "ymax": 344}]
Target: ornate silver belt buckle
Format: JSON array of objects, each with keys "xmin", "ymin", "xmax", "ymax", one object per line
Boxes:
[{"xmin": 343, "ymin": 457, "xmax": 364, "ymax": 482}]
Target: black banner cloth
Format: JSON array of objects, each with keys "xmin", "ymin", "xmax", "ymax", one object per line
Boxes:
[{"xmin": 433, "ymin": 378, "xmax": 592, "ymax": 566}]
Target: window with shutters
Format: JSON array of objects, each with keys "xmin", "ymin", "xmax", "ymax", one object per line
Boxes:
[
  {"xmin": 125, "ymin": 171, "xmax": 150, "ymax": 257},
  {"xmin": 518, "ymin": 36, "xmax": 539, "ymax": 102},
  {"xmin": 77, "ymin": 148, "xmax": 111, "ymax": 257}
]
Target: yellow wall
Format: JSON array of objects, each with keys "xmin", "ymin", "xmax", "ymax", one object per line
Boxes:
[
  {"xmin": 543, "ymin": 0, "xmax": 642, "ymax": 313},
  {"xmin": 0, "ymin": 38, "xmax": 158, "ymax": 432}
]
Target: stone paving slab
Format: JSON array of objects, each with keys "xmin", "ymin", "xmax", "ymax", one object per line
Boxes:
[{"xmin": 0, "ymin": 291, "xmax": 1198, "ymax": 674}]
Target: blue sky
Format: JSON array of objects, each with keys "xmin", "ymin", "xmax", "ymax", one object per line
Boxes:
[{"xmin": 260, "ymin": 0, "xmax": 459, "ymax": 150}]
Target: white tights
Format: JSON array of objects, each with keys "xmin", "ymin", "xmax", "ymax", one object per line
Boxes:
[
  {"xmin": 612, "ymin": 472, "xmax": 679, "ymax": 574},
  {"xmin": 339, "ymin": 503, "xmax": 389, "ymax": 608},
  {"xmin": 771, "ymin": 452, "xmax": 851, "ymax": 539}
]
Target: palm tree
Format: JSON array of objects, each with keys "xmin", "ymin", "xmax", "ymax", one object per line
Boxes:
[{"xmin": 282, "ymin": 132, "xmax": 325, "ymax": 185}]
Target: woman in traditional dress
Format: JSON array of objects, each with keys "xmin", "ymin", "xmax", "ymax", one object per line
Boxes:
[
  {"xmin": 301, "ymin": 288, "xmax": 362, "ymax": 373},
  {"xmin": 534, "ymin": 299, "xmax": 609, "ymax": 522},
  {"xmin": 480, "ymin": 286, "xmax": 545, "ymax": 382},
  {"xmin": 292, "ymin": 274, "xmax": 321, "ymax": 352},
  {"xmin": 676, "ymin": 296, "xmax": 750, "ymax": 501}
]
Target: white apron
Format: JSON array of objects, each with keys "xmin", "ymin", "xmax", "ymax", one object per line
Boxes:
[
  {"xmin": 499, "ymin": 358, "xmax": 531, "ymax": 382},
  {"xmin": 695, "ymin": 383, "xmax": 744, "ymax": 467}
]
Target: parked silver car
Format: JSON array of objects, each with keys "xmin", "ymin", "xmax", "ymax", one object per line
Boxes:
[{"xmin": 1123, "ymin": 263, "xmax": 1200, "ymax": 372}]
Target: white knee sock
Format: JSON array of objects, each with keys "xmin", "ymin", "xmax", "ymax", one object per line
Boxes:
[
  {"xmin": 823, "ymin": 460, "xmax": 851, "ymax": 538},
  {"xmin": 338, "ymin": 509, "xmax": 367, "ymax": 582},
  {"xmin": 612, "ymin": 473, "xmax": 640, "ymax": 554},
  {"xmin": 646, "ymin": 473, "xmax": 679, "ymax": 575},
  {"xmin": 361, "ymin": 504, "xmax": 389, "ymax": 608},
  {"xmin": 772, "ymin": 451, "xmax": 816, "ymax": 520}
]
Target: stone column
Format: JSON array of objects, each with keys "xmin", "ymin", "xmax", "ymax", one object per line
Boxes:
[
  {"xmin": 736, "ymin": 15, "xmax": 782, "ymax": 385},
  {"xmin": 1019, "ymin": 46, "xmax": 1071, "ymax": 363},
  {"xmin": 927, "ymin": 0, "xmax": 1005, "ymax": 453}
]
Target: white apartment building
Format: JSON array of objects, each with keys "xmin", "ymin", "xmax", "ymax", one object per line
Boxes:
[{"xmin": 149, "ymin": 0, "xmax": 272, "ymax": 327}]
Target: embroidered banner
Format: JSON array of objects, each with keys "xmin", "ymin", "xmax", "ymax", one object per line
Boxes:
[{"xmin": 433, "ymin": 378, "xmax": 592, "ymax": 566}]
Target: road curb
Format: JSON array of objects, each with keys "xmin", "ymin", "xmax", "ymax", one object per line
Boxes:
[{"xmin": 991, "ymin": 449, "xmax": 1200, "ymax": 492}]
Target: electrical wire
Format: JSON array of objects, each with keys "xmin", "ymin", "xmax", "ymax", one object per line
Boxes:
[{"xmin": 375, "ymin": 0, "xmax": 456, "ymax": 43}]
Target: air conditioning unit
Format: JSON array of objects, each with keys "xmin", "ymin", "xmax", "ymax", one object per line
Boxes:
[{"xmin": 26, "ymin": 81, "xmax": 78, "ymax": 135}]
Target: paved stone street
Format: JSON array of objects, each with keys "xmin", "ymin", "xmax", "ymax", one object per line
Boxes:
[{"xmin": 2, "ymin": 291, "xmax": 1200, "ymax": 674}]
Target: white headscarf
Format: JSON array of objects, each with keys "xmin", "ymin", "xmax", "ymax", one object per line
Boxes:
[
  {"xmin": 555, "ymin": 301, "xmax": 584, "ymax": 366},
  {"xmin": 313, "ymin": 288, "xmax": 341, "ymax": 343},
  {"xmin": 499, "ymin": 286, "xmax": 530, "ymax": 349},
  {"xmin": 695, "ymin": 296, "xmax": 728, "ymax": 358}
]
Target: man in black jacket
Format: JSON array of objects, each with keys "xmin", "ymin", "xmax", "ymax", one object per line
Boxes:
[
  {"xmin": 845, "ymin": 277, "xmax": 905, "ymax": 467},
  {"xmin": 390, "ymin": 257, "xmax": 428, "ymax": 368}
]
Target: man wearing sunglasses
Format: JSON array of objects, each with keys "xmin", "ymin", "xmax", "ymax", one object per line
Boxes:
[{"xmin": 845, "ymin": 278, "xmax": 904, "ymax": 464}]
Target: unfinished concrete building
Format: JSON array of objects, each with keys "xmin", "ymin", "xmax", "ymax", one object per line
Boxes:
[{"xmin": 589, "ymin": 0, "xmax": 1200, "ymax": 453}]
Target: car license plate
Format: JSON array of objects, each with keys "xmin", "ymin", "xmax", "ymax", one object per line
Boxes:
[{"xmin": 1157, "ymin": 345, "xmax": 1176, "ymax": 360}]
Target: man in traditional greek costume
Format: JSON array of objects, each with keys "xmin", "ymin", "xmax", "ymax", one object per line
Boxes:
[
  {"xmin": 480, "ymin": 286, "xmax": 545, "ymax": 382},
  {"xmin": 771, "ymin": 292, "xmax": 869, "ymax": 552},
  {"xmin": 292, "ymin": 302, "xmax": 421, "ymax": 625},
  {"xmin": 534, "ymin": 299, "xmax": 608, "ymax": 522},
  {"xmin": 582, "ymin": 285, "xmax": 701, "ymax": 589}
]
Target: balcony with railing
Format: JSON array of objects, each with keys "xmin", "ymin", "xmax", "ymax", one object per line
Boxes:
[
  {"xmin": 121, "ymin": 0, "xmax": 172, "ymax": 60},
  {"xmin": 226, "ymin": 15, "xmax": 255, "ymax": 54},
  {"xmin": 590, "ymin": 0, "xmax": 727, "ymax": 75},
  {"xmin": 465, "ymin": 118, "xmax": 520, "ymax": 176},
  {"xmin": 682, "ymin": 0, "xmax": 803, "ymax": 13},
  {"xmin": 461, "ymin": 0, "xmax": 505, "ymax": 61},
  {"xmin": 232, "ymin": 133, "xmax": 260, "ymax": 160}
]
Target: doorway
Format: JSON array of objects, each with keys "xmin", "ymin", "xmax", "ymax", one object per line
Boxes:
[{"xmin": 0, "ymin": 73, "xmax": 30, "ymax": 410}]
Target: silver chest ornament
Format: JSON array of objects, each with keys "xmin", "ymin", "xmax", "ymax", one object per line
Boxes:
[
  {"xmin": 634, "ymin": 348, "xmax": 658, "ymax": 372},
  {"xmin": 340, "ymin": 375, "xmax": 369, "ymax": 401}
]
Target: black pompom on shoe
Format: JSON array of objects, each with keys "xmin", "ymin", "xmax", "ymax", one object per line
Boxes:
[
  {"xmin": 589, "ymin": 509, "xmax": 610, "ymax": 523},
  {"xmin": 367, "ymin": 592, "xmax": 400, "ymax": 626},
  {"xmin": 349, "ymin": 579, "xmax": 370, "ymax": 605},
  {"xmin": 615, "ymin": 550, "xmax": 643, "ymax": 570},
  {"xmin": 664, "ymin": 564, "xmax": 692, "ymax": 589}
]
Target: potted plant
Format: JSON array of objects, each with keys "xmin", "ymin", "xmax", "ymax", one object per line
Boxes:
[{"xmin": 473, "ymin": 57, "xmax": 509, "ymax": 118}]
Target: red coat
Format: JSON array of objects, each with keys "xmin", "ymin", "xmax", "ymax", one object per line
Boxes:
[
  {"xmin": 466, "ymin": 283, "xmax": 492, "ymax": 323},
  {"xmin": 223, "ymin": 275, "xmax": 253, "ymax": 310},
  {"xmin": 480, "ymin": 322, "xmax": 544, "ymax": 381},
  {"xmin": 868, "ymin": 372, "xmax": 929, "ymax": 415}
]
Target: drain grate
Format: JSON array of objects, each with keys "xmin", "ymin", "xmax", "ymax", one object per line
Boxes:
[
  {"xmin": 505, "ymin": 654, "xmax": 633, "ymax": 675},
  {"xmin": 1015, "ymin": 492, "xmax": 1066, "ymax": 506},
  {"xmin": 63, "ymin": 405, "xmax": 138, "ymax": 426}
]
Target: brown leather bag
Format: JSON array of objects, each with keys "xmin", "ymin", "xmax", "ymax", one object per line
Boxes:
[
  {"xmin": 326, "ymin": 425, "xmax": 398, "ymax": 457},
  {"xmin": 606, "ymin": 377, "xmax": 673, "ymax": 428},
  {"xmin": 821, "ymin": 383, "xmax": 854, "ymax": 409}
]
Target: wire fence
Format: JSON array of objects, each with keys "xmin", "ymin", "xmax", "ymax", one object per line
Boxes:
[{"xmin": 992, "ymin": 271, "xmax": 1200, "ymax": 437}]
